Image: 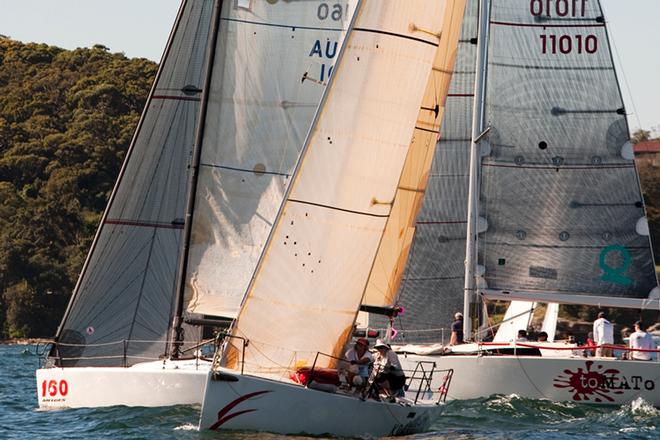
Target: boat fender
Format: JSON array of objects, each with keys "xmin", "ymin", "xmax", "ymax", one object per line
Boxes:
[{"xmin": 211, "ymin": 371, "xmax": 239, "ymax": 382}]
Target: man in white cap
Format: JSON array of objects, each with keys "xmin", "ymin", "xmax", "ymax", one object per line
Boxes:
[
  {"xmin": 372, "ymin": 339, "xmax": 405, "ymax": 401},
  {"xmin": 450, "ymin": 312, "xmax": 464, "ymax": 346},
  {"xmin": 593, "ymin": 311, "xmax": 614, "ymax": 357}
]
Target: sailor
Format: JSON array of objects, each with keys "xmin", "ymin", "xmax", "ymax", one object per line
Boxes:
[
  {"xmin": 516, "ymin": 329, "xmax": 528, "ymax": 342},
  {"xmin": 344, "ymin": 337, "xmax": 372, "ymax": 387},
  {"xmin": 372, "ymin": 339, "xmax": 406, "ymax": 400},
  {"xmin": 629, "ymin": 321, "xmax": 654, "ymax": 361},
  {"xmin": 536, "ymin": 331, "xmax": 548, "ymax": 342},
  {"xmin": 593, "ymin": 311, "xmax": 614, "ymax": 357},
  {"xmin": 449, "ymin": 312, "xmax": 464, "ymax": 346}
]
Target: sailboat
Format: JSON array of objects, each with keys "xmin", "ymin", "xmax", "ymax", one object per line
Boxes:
[
  {"xmin": 197, "ymin": 0, "xmax": 469, "ymax": 436},
  {"xmin": 37, "ymin": 0, "xmax": 357, "ymax": 409},
  {"xmin": 363, "ymin": 0, "xmax": 660, "ymax": 406}
]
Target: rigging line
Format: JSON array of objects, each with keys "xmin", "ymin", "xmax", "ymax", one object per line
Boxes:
[{"xmin": 604, "ymin": 15, "xmax": 642, "ymax": 130}]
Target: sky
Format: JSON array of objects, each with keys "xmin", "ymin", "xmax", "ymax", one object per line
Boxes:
[{"xmin": 0, "ymin": 0, "xmax": 658, "ymax": 131}]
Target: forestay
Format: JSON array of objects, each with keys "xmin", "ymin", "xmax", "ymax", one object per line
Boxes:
[
  {"xmin": 225, "ymin": 0, "xmax": 462, "ymax": 376},
  {"xmin": 479, "ymin": 0, "xmax": 659, "ymax": 309},
  {"xmin": 183, "ymin": 0, "xmax": 356, "ymax": 319},
  {"xmin": 370, "ymin": 0, "xmax": 478, "ymax": 343},
  {"xmin": 54, "ymin": 0, "xmax": 215, "ymax": 367}
]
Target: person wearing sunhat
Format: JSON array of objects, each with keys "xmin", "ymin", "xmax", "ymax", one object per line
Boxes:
[
  {"xmin": 450, "ymin": 312, "xmax": 464, "ymax": 346},
  {"xmin": 345, "ymin": 337, "xmax": 373, "ymax": 386},
  {"xmin": 372, "ymin": 339, "xmax": 405, "ymax": 400}
]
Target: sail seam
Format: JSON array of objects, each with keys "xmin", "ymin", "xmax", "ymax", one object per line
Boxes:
[
  {"xmin": 287, "ymin": 198, "xmax": 389, "ymax": 218},
  {"xmin": 482, "ymin": 163, "xmax": 635, "ymax": 170},
  {"xmin": 490, "ymin": 20, "xmax": 605, "ymax": 28},
  {"xmin": 104, "ymin": 219, "xmax": 185, "ymax": 230},
  {"xmin": 152, "ymin": 95, "xmax": 201, "ymax": 102},
  {"xmin": 352, "ymin": 27, "xmax": 438, "ymax": 47},
  {"xmin": 200, "ymin": 163, "xmax": 291, "ymax": 177},
  {"xmin": 221, "ymin": 17, "xmax": 344, "ymax": 32}
]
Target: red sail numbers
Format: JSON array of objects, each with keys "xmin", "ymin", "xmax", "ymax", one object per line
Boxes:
[{"xmin": 530, "ymin": 0, "xmax": 600, "ymax": 55}]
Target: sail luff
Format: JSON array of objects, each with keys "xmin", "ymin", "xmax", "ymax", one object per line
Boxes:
[
  {"xmin": 53, "ymin": 0, "xmax": 190, "ymax": 346},
  {"xmin": 226, "ymin": 0, "xmax": 461, "ymax": 376},
  {"xmin": 169, "ymin": 0, "xmax": 223, "ymax": 358},
  {"xmin": 362, "ymin": 0, "xmax": 467, "ymax": 308}
]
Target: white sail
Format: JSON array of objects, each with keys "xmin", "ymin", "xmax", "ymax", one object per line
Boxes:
[
  {"xmin": 226, "ymin": 0, "xmax": 464, "ymax": 376},
  {"xmin": 493, "ymin": 300, "xmax": 535, "ymax": 342},
  {"xmin": 183, "ymin": 1, "xmax": 357, "ymax": 318},
  {"xmin": 541, "ymin": 302, "xmax": 559, "ymax": 342}
]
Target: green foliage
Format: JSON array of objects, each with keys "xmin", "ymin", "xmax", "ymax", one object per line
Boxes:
[{"xmin": 0, "ymin": 39, "xmax": 156, "ymax": 338}]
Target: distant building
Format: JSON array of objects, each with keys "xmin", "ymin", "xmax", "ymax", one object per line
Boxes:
[{"xmin": 634, "ymin": 140, "xmax": 660, "ymax": 167}]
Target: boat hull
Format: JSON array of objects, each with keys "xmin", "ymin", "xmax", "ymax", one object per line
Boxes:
[
  {"xmin": 400, "ymin": 354, "xmax": 659, "ymax": 406},
  {"xmin": 199, "ymin": 369, "xmax": 443, "ymax": 437},
  {"xmin": 36, "ymin": 360, "xmax": 209, "ymax": 409}
]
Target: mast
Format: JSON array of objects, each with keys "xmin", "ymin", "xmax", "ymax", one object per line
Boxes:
[
  {"xmin": 463, "ymin": 0, "xmax": 490, "ymax": 340},
  {"xmin": 169, "ymin": 0, "xmax": 223, "ymax": 358}
]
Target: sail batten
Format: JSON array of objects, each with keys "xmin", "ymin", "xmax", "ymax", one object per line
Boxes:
[{"xmin": 226, "ymin": 0, "xmax": 465, "ymax": 376}]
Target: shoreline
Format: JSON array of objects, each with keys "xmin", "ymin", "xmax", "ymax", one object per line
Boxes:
[{"xmin": 1, "ymin": 338, "xmax": 53, "ymax": 345}]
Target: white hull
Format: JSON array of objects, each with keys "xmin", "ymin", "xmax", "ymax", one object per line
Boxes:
[
  {"xmin": 400, "ymin": 354, "xmax": 659, "ymax": 406},
  {"xmin": 36, "ymin": 359, "xmax": 210, "ymax": 409},
  {"xmin": 199, "ymin": 369, "xmax": 443, "ymax": 437}
]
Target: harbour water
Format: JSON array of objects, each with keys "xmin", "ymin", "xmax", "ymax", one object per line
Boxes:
[{"xmin": 3, "ymin": 345, "xmax": 658, "ymax": 439}]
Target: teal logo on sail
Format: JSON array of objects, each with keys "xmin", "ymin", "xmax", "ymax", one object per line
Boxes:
[{"xmin": 599, "ymin": 245, "xmax": 632, "ymax": 286}]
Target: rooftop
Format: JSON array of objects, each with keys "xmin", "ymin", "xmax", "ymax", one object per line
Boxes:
[{"xmin": 634, "ymin": 140, "xmax": 660, "ymax": 154}]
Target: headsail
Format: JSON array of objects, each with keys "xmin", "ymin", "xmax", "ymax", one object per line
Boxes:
[
  {"xmin": 367, "ymin": 0, "xmax": 478, "ymax": 343},
  {"xmin": 183, "ymin": 0, "xmax": 357, "ymax": 319},
  {"xmin": 362, "ymin": 0, "xmax": 468, "ymax": 308},
  {"xmin": 478, "ymin": 0, "xmax": 659, "ymax": 310},
  {"xmin": 54, "ymin": 0, "xmax": 215, "ymax": 367},
  {"xmin": 225, "ymin": 0, "xmax": 465, "ymax": 376}
]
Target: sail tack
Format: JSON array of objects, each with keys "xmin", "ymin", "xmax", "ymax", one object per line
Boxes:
[
  {"xmin": 183, "ymin": 0, "xmax": 356, "ymax": 319},
  {"xmin": 55, "ymin": 0, "xmax": 215, "ymax": 367},
  {"xmin": 479, "ymin": 0, "xmax": 658, "ymax": 309},
  {"xmin": 226, "ymin": 0, "xmax": 465, "ymax": 376}
]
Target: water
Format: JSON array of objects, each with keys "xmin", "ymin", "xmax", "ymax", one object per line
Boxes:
[{"xmin": 3, "ymin": 345, "xmax": 658, "ymax": 439}]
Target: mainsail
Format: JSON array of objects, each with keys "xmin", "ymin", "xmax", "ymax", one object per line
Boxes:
[
  {"xmin": 182, "ymin": 1, "xmax": 356, "ymax": 320},
  {"xmin": 53, "ymin": 0, "xmax": 215, "ymax": 367},
  {"xmin": 478, "ymin": 0, "xmax": 659, "ymax": 310},
  {"xmin": 225, "ymin": 0, "xmax": 466, "ymax": 376}
]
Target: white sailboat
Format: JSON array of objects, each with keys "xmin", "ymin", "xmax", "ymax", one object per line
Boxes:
[
  {"xmin": 198, "ymin": 0, "xmax": 469, "ymax": 436},
  {"xmin": 363, "ymin": 0, "xmax": 660, "ymax": 407},
  {"xmin": 37, "ymin": 0, "xmax": 356, "ymax": 409}
]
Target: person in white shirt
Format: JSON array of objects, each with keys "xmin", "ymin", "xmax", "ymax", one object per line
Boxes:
[
  {"xmin": 593, "ymin": 311, "xmax": 614, "ymax": 357},
  {"xmin": 344, "ymin": 338, "xmax": 373, "ymax": 386},
  {"xmin": 629, "ymin": 321, "xmax": 654, "ymax": 361},
  {"xmin": 372, "ymin": 339, "xmax": 405, "ymax": 400}
]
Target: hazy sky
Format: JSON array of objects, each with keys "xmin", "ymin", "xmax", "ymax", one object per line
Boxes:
[{"xmin": 0, "ymin": 0, "xmax": 658, "ymax": 131}]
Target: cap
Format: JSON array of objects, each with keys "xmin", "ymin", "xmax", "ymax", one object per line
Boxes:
[
  {"xmin": 373, "ymin": 339, "xmax": 388, "ymax": 349},
  {"xmin": 355, "ymin": 338, "xmax": 369, "ymax": 347},
  {"xmin": 455, "ymin": 312, "xmax": 463, "ymax": 319}
]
